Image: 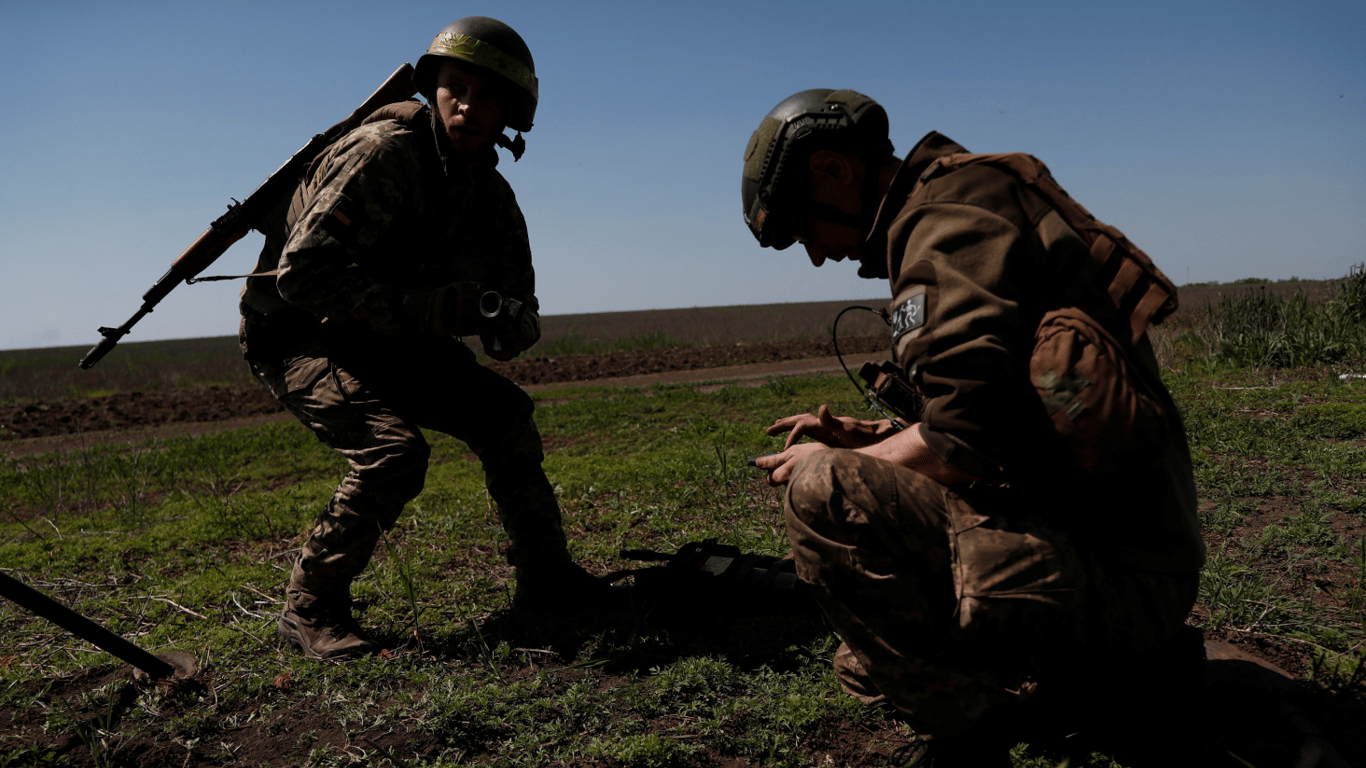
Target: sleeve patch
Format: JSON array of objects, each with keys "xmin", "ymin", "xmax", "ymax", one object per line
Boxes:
[
  {"xmin": 321, "ymin": 197, "xmax": 360, "ymax": 242},
  {"xmin": 891, "ymin": 292, "xmax": 926, "ymax": 339}
]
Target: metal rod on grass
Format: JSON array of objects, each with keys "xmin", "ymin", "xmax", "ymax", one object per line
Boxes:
[{"xmin": 0, "ymin": 571, "xmax": 175, "ymax": 679}]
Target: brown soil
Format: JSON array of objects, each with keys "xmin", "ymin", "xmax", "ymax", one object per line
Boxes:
[
  {"xmin": 5, "ymin": 625, "xmax": 1357, "ymax": 768},
  {"xmin": 0, "ymin": 650, "xmax": 911, "ymax": 768},
  {"xmin": 0, "ymin": 335, "xmax": 888, "ymax": 448}
]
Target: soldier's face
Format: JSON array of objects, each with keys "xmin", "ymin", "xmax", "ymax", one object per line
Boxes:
[
  {"xmin": 792, "ymin": 158, "xmax": 864, "ymax": 267},
  {"xmin": 434, "ymin": 59, "xmax": 508, "ymax": 158},
  {"xmin": 795, "ymin": 221, "xmax": 862, "ymax": 268}
]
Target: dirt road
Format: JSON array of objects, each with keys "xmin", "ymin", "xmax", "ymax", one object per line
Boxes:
[{"xmin": 0, "ymin": 344, "xmax": 890, "ymax": 457}]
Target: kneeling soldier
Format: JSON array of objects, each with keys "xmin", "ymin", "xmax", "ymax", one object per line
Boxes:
[{"xmin": 743, "ymin": 90, "xmax": 1205, "ymax": 765}]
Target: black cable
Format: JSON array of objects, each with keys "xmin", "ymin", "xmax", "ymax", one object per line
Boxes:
[{"xmin": 832, "ymin": 305, "xmax": 904, "ymax": 431}]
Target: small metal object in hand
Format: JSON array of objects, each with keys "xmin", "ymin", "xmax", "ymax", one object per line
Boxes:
[{"xmin": 747, "ymin": 453, "xmax": 779, "ymax": 469}]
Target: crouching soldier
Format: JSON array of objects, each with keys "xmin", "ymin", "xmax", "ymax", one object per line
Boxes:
[
  {"xmin": 240, "ymin": 17, "xmax": 601, "ymax": 659},
  {"xmin": 742, "ymin": 90, "xmax": 1206, "ymax": 765}
]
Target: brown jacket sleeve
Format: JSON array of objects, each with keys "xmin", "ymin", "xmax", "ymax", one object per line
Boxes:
[{"xmin": 887, "ymin": 164, "xmax": 1088, "ymax": 478}]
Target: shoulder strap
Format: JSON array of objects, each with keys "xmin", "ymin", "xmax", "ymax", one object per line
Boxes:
[
  {"xmin": 361, "ymin": 99, "xmax": 427, "ymax": 128},
  {"xmin": 916, "ymin": 152, "xmax": 1179, "ymax": 345},
  {"xmin": 205, "ymin": 102, "xmax": 435, "ymax": 289}
]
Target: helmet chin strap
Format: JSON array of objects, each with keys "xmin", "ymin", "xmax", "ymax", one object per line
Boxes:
[{"xmin": 495, "ymin": 131, "xmax": 526, "ymax": 161}]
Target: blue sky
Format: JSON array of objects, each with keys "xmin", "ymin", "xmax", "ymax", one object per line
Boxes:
[{"xmin": 1, "ymin": 0, "xmax": 1362, "ymax": 351}]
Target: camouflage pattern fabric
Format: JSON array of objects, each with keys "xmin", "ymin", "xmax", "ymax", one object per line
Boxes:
[
  {"xmin": 238, "ymin": 106, "xmax": 561, "ymax": 611},
  {"xmin": 248, "ymin": 334, "xmax": 568, "ymax": 609},
  {"xmin": 785, "ymin": 448, "xmax": 1197, "ymax": 740},
  {"xmin": 240, "ymin": 106, "xmax": 536, "ymax": 336}
]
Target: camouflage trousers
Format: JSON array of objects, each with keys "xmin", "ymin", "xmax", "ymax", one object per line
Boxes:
[
  {"xmin": 785, "ymin": 449, "xmax": 1197, "ymax": 740},
  {"xmin": 248, "ymin": 335, "xmax": 568, "ymax": 611}
]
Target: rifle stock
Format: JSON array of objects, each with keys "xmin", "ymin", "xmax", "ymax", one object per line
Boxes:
[{"xmin": 79, "ymin": 62, "xmax": 417, "ymax": 370}]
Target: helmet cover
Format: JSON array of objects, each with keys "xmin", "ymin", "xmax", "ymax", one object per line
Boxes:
[{"xmin": 414, "ymin": 16, "xmax": 538, "ymax": 133}]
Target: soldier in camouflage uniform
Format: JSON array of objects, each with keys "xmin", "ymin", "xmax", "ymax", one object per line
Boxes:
[
  {"xmin": 240, "ymin": 17, "xmax": 601, "ymax": 659},
  {"xmin": 742, "ymin": 91, "xmax": 1206, "ymax": 765}
]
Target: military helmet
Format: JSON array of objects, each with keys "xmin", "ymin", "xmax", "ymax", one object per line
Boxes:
[
  {"xmin": 414, "ymin": 16, "xmax": 538, "ymax": 133},
  {"xmin": 741, "ymin": 89, "xmax": 892, "ymax": 250}
]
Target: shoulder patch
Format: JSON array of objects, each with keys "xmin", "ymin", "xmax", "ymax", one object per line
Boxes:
[
  {"xmin": 321, "ymin": 196, "xmax": 361, "ymax": 243},
  {"xmin": 891, "ymin": 292, "xmax": 926, "ymax": 338}
]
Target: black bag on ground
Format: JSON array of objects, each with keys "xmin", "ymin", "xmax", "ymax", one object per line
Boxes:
[{"xmin": 608, "ymin": 539, "xmax": 816, "ymax": 618}]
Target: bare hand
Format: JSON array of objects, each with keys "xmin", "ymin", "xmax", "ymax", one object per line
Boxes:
[
  {"xmin": 765, "ymin": 404, "xmax": 897, "ymax": 450},
  {"xmin": 753, "ymin": 442, "xmax": 827, "ymax": 486}
]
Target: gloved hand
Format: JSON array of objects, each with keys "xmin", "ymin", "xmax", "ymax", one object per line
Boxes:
[
  {"xmin": 426, "ymin": 281, "xmax": 484, "ymax": 336},
  {"xmin": 480, "ymin": 299, "xmax": 541, "ymax": 361}
]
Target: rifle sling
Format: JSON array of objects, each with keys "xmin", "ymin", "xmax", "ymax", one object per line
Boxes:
[{"xmin": 187, "ymin": 269, "xmax": 279, "ymax": 284}]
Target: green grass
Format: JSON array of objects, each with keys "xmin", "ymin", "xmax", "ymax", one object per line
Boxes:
[
  {"xmin": 2, "ymin": 361, "xmax": 1364, "ymax": 765},
  {"xmin": 0, "ymin": 375, "xmax": 895, "ymax": 766},
  {"xmin": 1166, "ymin": 365, "xmax": 1366, "ymax": 680},
  {"xmin": 1201, "ymin": 263, "xmax": 1366, "ymax": 369}
]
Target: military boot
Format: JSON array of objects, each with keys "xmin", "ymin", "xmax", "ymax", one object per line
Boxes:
[{"xmin": 278, "ymin": 597, "xmax": 379, "ymax": 660}]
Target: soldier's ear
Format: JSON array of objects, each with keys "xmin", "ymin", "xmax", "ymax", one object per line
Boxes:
[{"xmin": 807, "ymin": 150, "xmax": 858, "ymax": 186}]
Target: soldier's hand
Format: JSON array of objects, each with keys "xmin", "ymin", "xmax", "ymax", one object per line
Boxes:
[
  {"xmin": 754, "ymin": 443, "xmax": 826, "ymax": 487},
  {"xmin": 766, "ymin": 404, "xmax": 897, "ymax": 450},
  {"xmin": 428, "ymin": 281, "xmax": 484, "ymax": 336},
  {"xmin": 481, "ymin": 306, "xmax": 541, "ymax": 361}
]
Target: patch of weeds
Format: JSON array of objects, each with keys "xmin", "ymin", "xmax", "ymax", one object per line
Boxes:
[
  {"xmin": 585, "ymin": 732, "xmax": 698, "ymax": 767},
  {"xmin": 1201, "ymin": 545, "xmax": 1278, "ymax": 629},
  {"xmin": 765, "ymin": 376, "xmax": 798, "ymax": 398},
  {"xmin": 1293, "ymin": 402, "xmax": 1366, "ymax": 439},
  {"xmin": 0, "ymin": 742, "xmax": 62, "ymax": 767},
  {"xmin": 43, "ymin": 680, "xmax": 142, "ymax": 768},
  {"xmin": 557, "ymin": 679, "xmax": 607, "ymax": 732},
  {"xmin": 1207, "ymin": 267, "xmax": 1366, "ymax": 368},
  {"xmin": 646, "ymin": 656, "xmax": 737, "ymax": 715},
  {"xmin": 416, "ymin": 673, "xmax": 544, "ymax": 752},
  {"xmin": 1282, "ymin": 504, "xmax": 1339, "ymax": 550},
  {"xmin": 1203, "ymin": 500, "xmax": 1252, "ymax": 536}
]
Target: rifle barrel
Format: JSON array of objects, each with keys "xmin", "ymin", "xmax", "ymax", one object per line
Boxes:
[{"xmin": 77, "ymin": 62, "xmax": 416, "ymax": 369}]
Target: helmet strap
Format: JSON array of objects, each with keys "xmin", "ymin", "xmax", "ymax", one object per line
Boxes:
[
  {"xmin": 859, "ymin": 154, "xmax": 882, "ymax": 219},
  {"xmin": 495, "ymin": 132, "xmax": 526, "ymax": 161}
]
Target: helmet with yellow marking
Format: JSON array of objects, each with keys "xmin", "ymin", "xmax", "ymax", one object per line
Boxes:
[{"xmin": 414, "ymin": 16, "xmax": 538, "ymax": 133}]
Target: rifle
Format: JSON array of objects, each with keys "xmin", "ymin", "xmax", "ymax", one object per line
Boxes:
[{"xmin": 78, "ymin": 63, "xmax": 419, "ymax": 370}]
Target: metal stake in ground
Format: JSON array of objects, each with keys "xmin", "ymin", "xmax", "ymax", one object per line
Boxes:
[{"xmin": 0, "ymin": 571, "xmax": 196, "ymax": 681}]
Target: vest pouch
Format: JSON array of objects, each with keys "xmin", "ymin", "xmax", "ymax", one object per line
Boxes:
[{"xmin": 1030, "ymin": 308, "xmax": 1167, "ymax": 473}]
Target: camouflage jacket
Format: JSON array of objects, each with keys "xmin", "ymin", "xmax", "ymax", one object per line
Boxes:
[
  {"xmin": 240, "ymin": 104, "xmax": 535, "ymax": 353},
  {"xmin": 866, "ymin": 132, "xmax": 1204, "ymax": 573}
]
